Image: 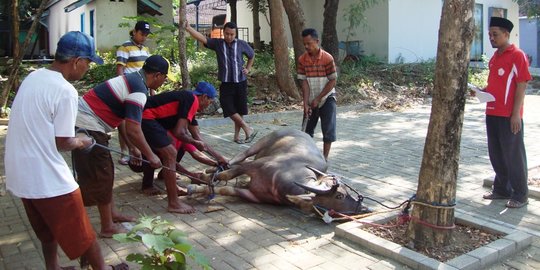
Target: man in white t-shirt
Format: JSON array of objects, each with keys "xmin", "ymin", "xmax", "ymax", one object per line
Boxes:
[{"xmin": 5, "ymin": 31, "xmax": 126, "ymax": 270}]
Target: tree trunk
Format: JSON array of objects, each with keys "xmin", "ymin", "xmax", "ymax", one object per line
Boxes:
[
  {"xmin": 178, "ymin": 0, "xmax": 190, "ymax": 89},
  {"xmin": 406, "ymin": 0, "xmax": 475, "ymax": 248},
  {"xmin": 1, "ymin": 0, "xmax": 47, "ymax": 112},
  {"xmin": 11, "ymin": 0, "xmax": 20, "ymax": 61},
  {"xmin": 321, "ymin": 0, "xmax": 339, "ymax": 64},
  {"xmin": 267, "ymin": 0, "xmax": 300, "ymax": 99},
  {"xmin": 229, "ymin": 0, "xmax": 238, "ymax": 25},
  {"xmin": 282, "ymin": 0, "xmax": 306, "ymax": 68},
  {"xmin": 252, "ymin": 0, "xmax": 261, "ymax": 50}
]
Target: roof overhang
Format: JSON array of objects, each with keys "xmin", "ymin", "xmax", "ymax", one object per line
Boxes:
[
  {"xmin": 64, "ymin": 0, "xmax": 93, "ymax": 13},
  {"xmin": 138, "ymin": 0, "xmax": 163, "ymax": 16}
]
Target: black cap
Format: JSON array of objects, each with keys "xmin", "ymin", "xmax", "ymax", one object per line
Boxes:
[
  {"xmin": 489, "ymin": 17, "xmax": 514, "ymax": 33},
  {"xmin": 135, "ymin": 21, "xmax": 151, "ymax": 34},
  {"xmin": 143, "ymin": 55, "xmax": 169, "ymax": 74}
]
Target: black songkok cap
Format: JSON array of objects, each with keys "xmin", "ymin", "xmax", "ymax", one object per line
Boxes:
[{"xmin": 489, "ymin": 17, "xmax": 514, "ymax": 33}]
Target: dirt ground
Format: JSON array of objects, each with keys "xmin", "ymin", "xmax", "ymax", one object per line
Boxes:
[{"xmin": 363, "ymin": 220, "xmax": 502, "ymax": 262}]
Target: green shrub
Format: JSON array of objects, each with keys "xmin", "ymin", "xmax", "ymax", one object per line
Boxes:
[
  {"xmin": 113, "ymin": 216, "xmax": 209, "ymax": 270},
  {"xmin": 84, "ymin": 50, "xmax": 116, "ymax": 85}
]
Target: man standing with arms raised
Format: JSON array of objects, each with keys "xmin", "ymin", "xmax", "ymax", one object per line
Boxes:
[{"xmin": 184, "ymin": 21, "xmax": 257, "ymax": 144}]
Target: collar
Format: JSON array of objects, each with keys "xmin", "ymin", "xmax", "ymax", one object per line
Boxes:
[
  {"xmin": 130, "ymin": 38, "xmax": 144, "ymax": 49},
  {"xmin": 225, "ymin": 39, "xmax": 237, "ymax": 46},
  {"xmin": 308, "ymin": 48, "xmax": 323, "ymax": 61},
  {"xmin": 136, "ymin": 69, "xmax": 149, "ymax": 90},
  {"xmin": 497, "ymin": 43, "xmax": 515, "ymax": 55}
]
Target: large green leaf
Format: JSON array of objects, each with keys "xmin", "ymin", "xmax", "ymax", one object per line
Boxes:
[
  {"xmin": 126, "ymin": 253, "xmax": 146, "ymax": 263},
  {"xmin": 142, "ymin": 234, "xmax": 175, "ymax": 253},
  {"xmin": 113, "ymin": 233, "xmax": 141, "ymax": 243},
  {"xmin": 173, "ymin": 243, "xmax": 192, "ymax": 253},
  {"xmin": 166, "ymin": 261, "xmax": 187, "ymax": 270}
]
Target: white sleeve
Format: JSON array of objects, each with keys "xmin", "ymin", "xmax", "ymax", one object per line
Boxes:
[{"xmin": 53, "ymin": 86, "xmax": 78, "ymax": 137}]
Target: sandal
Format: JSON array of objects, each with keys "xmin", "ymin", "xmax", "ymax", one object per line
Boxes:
[
  {"xmin": 234, "ymin": 139, "xmax": 245, "ymax": 144},
  {"xmin": 482, "ymin": 191, "xmax": 511, "ymax": 200},
  {"xmin": 245, "ymin": 129, "xmax": 258, "ymax": 143},
  {"xmin": 505, "ymin": 199, "xmax": 528, "ymax": 208}
]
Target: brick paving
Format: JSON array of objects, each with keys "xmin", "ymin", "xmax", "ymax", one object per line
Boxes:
[{"xmin": 1, "ymin": 95, "xmax": 539, "ymax": 269}]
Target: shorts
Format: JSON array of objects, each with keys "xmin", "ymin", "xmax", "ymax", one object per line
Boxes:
[
  {"xmin": 141, "ymin": 119, "xmax": 171, "ymax": 149},
  {"xmin": 169, "ymin": 131, "xmax": 197, "ymax": 153},
  {"xmin": 22, "ymin": 189, "xmax": 96, "ymax": 259},
  {"xmin": 219, "ymin": 81, "xmax": 248, "ymax": 118},
  {"xmin": 305, "ymin": 95, "xmax": 337, "ymax": 143},
  {"xmin": 73, "ymin": 130, "xmax": 114, "ymax": 206}
]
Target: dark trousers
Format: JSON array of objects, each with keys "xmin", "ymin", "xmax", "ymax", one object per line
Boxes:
[
  {"xmin": 305, "ymin": 96, "xmax": 337, "ymax": 143},
  {"xmin": 486, "ymin": 115, "xmax": 528, "ymax": 202}
]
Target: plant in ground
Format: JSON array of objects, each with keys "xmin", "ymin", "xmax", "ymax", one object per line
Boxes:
[{"xmin": 113, "ymin": 216, "xmax": 209, "ymax": 270}]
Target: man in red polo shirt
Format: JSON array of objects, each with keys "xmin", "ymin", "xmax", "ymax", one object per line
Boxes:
[{"xmin": 481, "ymin": 17, "xmax": 531, "ymax": 208}]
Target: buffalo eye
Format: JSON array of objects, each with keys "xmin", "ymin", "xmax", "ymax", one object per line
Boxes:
[{"xmin": 335, "ymin": 193, "xmax": 344, "ymax": 200}]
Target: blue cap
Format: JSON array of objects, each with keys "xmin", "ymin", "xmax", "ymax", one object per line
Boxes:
[
  {"xmin": 56, "ymin": 31, "xmax": 103, "ymax": 65},
  {"xmin": 193, "ymin": 81, "xmax": 217, "ymax": 99}
]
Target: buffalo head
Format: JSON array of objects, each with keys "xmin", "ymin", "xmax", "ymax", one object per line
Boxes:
[{"xmin": 287, "ymin": 166, "xmax": 370, "ymax": 215}]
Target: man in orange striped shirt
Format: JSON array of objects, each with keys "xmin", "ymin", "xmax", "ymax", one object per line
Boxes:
[{"xmin": 297, "ymin": 28, "xmax": 337, "ymax": 161}]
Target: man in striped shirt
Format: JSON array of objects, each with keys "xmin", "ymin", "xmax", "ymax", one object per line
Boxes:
[
  {"xmin": 116, "ymin": 21, "xmax": 152, "ymax": 165},
  {"xmin": 298, "ymin": 28, "xmax": 337, "ymax": 161},
  {"xmin": 185, "ymin": 21, "xmax": 258, "ymax": 144},
  {"xmin": 116, "ymin": 21, "xmax": 151, "ymax": 76},
  {"xmin": 73, "ymin": 55, "xmax": 168, "ymax": 237}
]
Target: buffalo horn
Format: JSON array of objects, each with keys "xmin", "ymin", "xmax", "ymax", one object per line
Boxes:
[
  {"xmin": 306, "ymin": 165, "xmax": 328, "ymax": 176},
  {"xmin": 294, "ymin": 180, "xmax": 339, "ymax": 195}
]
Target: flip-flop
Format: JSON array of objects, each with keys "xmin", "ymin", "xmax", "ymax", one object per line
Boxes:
[
  {"xmin": 245, "ymin": 130, "xmax": 258, "ymax": 143},
  {"xmin": 234, "ymin": 139, "xmax": 245, "ymax": 144},
  {"xmin": 505, "ymin": 199, "xmax": 528, "ymax": 208},
  {"xmin": 482, "ymin": 191, "xmax": 511, "ymax": 200}
]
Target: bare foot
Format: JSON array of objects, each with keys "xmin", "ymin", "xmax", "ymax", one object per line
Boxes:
[
  {"xmin": 112, "ymin": 213, "xmax": 136, "ymax": 223},
  {"xmin": 177, "ymin": 185, "xmax": 189, "ymax": 196},
  {"xmin": 168, "ymin": 202, "xmax": 196, "ymax": 214},
  {"xmin": 99, "ymin": 224, "xmax": 128, "ymax": 238},
  {"xmin": 142, "ymin": 186, "xmax": 162, "ymax": 196}
]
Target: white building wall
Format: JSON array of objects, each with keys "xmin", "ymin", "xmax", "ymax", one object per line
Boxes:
[
  {"xmin": 48, "ymin": 0, "xmax": 174, "ymax": 54},
  {"xmin": 387, "ymin": 0, "xmax": 441, "ymax": 63},
  {"xmin": 478, "ymin": 0, "xmax": 520, "ymax": 60},
  {"xmin": 94, "ymin": 0, "xmax": 137, "ymax": 51},
  {"xmin": 228, "ymin": 0, "xmax": 519, "ymax": 64},
  {"xmin": 233, "ymin": 0, "xmax": 389, "ymax": 61},
  {"xmin": 47, "ymin": 0, "xmax": 73, "ymax": 55},
  {"xmin": 519, "ymin": 17, "xmax": 539, "ymax": 67},
  {"xmin": 351, "ymin": 0, "xmax": 389, "ymax": 62}
]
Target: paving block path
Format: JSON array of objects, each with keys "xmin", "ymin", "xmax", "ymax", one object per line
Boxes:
[{"xmin": 1, "ymin": 95, "xmax": 539, "ymax": 269}]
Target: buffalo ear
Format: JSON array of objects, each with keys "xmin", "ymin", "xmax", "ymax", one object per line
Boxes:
[{"xmin": 294, "ymin": 180, "xmax": 338, "ymax": 195}]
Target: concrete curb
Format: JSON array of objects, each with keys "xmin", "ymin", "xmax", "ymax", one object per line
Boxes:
[{"xmin": 335, "ymin": 211, "xmax": 533, "ymax": 270}]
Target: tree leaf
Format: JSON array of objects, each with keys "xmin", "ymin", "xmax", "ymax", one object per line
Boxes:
[
  {"xmin": 126, "ymin": 253, "xmax": 146, "ymax": 263},
  {"xmin": 173, "ymin": 243, "xmax": 192, "ymax": 253},
  {"xmin": 142, "ymin": 234, "xmax": 175, "ymax": 253}
]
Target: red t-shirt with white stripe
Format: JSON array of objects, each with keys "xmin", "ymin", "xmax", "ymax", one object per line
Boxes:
[{"xmin": 485, "ymin": 44, "xmax": 531, "ymax": 117}]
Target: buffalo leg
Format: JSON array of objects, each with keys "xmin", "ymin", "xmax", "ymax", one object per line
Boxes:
[{"xmin": 187, "ymin": 185, "xmax": 261, "ymax": 203}]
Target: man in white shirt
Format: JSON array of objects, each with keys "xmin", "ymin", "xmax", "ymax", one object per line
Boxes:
[{"xmin": 5, "ymin": 31, "xmax": 126, "ymax": 270}]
